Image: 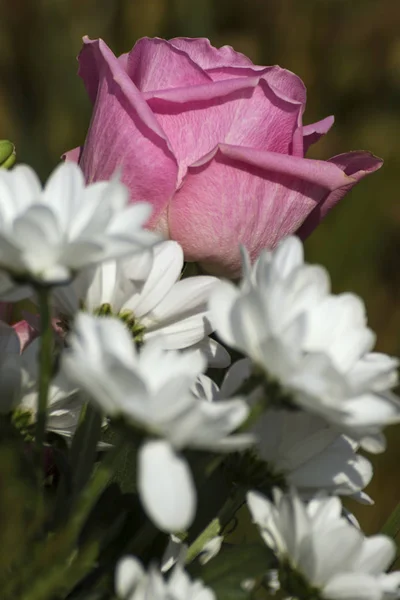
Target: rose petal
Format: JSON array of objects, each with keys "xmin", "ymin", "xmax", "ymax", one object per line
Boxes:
[
  {"xmin": 297, "ymin": 151, "xmax": 383, "ymax": 239},
  {"xmin": 169, "ymin": 144, "xmax": 356, "ymax": 276},
  {"xmin": 77, "ymin": 37, "xmax": 178, "ymax": 230},
  {"xmin": 127, "ymin": 37, "xmax": 212, "ymax": 92}
]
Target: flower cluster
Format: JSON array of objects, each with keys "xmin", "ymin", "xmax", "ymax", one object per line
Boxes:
[{"xmin": 0, "ymin": 35, "xmax": 398, "ymax": 600}]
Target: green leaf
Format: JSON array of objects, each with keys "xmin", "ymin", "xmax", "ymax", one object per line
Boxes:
[
  {"xmin": 0, "ymin": 418, "xmax": 43, "ymax": 579},
  {"xmin": 102, "ymin": 426, "xmax": 138, "ymax": 494},
  {"xmin": 189, "ymin": 543, "xmax": 273, "ymax": 600}
]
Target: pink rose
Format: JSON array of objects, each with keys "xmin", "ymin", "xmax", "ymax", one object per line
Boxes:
[{"xmin": 66, "ymin": 37, "xmax": 382, "ymax": 277}]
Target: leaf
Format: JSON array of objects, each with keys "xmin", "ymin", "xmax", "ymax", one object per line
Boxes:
[
  {"xmin": 189, "ymin": 543, "xmax": 273, "ymax": 600},
  {"xmin": 102, "ymin": 426, "xmax": 138, "ymax": 494},
  {"xmin": 0, "ymin": 418, "xmax": 44, "ymax": 579}
]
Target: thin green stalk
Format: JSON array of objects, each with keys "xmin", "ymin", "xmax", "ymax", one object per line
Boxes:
[
  {"xmin": 186, "ymin": 518, "xmax": 220, "ymax": 564},
  {"xmin": 70, "ymin": 402, "xmax": 103, "ymax": 497},
  {"xmin": 69, "ymin": 440, "xmax": 125, "ymax": 538},
  {"xmin": 381, "ymin": 500, "xmax": 400, "ymax": 545},
  {"xmin": 35, "ymin": 287, "xmax": 53, "ymax": 462}
]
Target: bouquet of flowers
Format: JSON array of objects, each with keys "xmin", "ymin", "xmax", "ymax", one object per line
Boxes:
[{"xmin": 0, "ymin": 36, "xmax": 398, "ymax": 600}]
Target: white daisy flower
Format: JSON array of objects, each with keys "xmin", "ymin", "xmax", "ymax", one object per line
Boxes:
[
  {"xmin": 18, "ymin": 338, "xmax": 81, "ymax": 439},
  {"xmin": 193, "ymin": 369, "xmax": 373, "ymax": 502},
  {"xmin": 210, "ymin": 236, "xmax": 400, "ymax": 452},
  {"xmin": 116, "ymin": 556, "xmax": 215, "ymax": 600},
  {"xmin": 61, "ymin": 313, "xmax": 253, "ymax": 532},
  {"xmin": 247, "ymin": 489, "xmax": 400, "ymax": 600},
  {"xmin": 0, "ymin": 162, "xmax": 158, "ymax": 284},
  {"xmin": 53, "ymin": 240, "xmax": 230, "ymax": 366},
  {"xmin": 0, "ymin": 323, "xmax": 82, "ymax": 440}
]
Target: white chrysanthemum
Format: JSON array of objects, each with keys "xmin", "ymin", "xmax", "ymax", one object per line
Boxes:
[
  {"xmin": 193, "ymin": 368, "xmax": 372, "ymax": 502},
  {"xmin": 210, "ymin": 236, "xmax": 400, "ymax": 452},
  {"xmin": 53, "ymin": 240, "xmax": 229, "ymax": 366},
  {"xmin": 247, "ymin": 489, "xmax": 400, "ymax": 600},
  {"xmin": 18, "ymin": 339, "xmax": 82, "ymax": 438},
  {"xmin": 0, "ymin": 323, "xmax": 82, "ymax": 439},
  {"xmin": 0, "ymin": 162, "xmax": 158, "ymax": 284},
  {"xmin": 116, "ymin": 556, "xmax": 215, "ymax": 600},
  {"xmin": 61, "ymin": 312, "xmax": 253, "ymax": 532}
]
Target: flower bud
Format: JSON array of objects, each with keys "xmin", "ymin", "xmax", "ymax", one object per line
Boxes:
[{"xmin": 0, "ymin": 140, "xmax": 16, "ymax": 169}]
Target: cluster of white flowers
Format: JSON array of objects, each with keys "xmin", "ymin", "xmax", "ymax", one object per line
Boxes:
[
  {"xmin": 0, "ymin": 162, "xmax": 399, "ymax": 600},
  {"xmin": 248, "ymin": 490, "xmax": 400, "ymax": 600},
  {"xmin": 210, "ymin": 237, "xmax": 400, "ymax": 453}
]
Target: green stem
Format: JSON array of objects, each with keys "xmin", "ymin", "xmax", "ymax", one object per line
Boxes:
[
  {"xmin": 217, "ymin": 485, "xmax": 247, "ymax": 532},
  {"xmin": 186, "ymin": 518, "xmax": 221, "ymax": 564},
  {"xmin": 35, "ymin": 287, "xmax": 53, "ymax": 462},
  {"xmin": 381, "ymin": 500, "xmax": 400, "ymax": 548},
  {"xmin": 70, "ymin": 402, "xmax": 103, "ymax": 497},
  {"xmin": 69, "ymin": 440, "xmax": 125, "ymax": 538}
]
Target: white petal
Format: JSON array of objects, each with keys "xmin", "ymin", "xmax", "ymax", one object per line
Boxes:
[
  {"xmin": 209, "ymin": 280, "xmax": 240, "ymax": 348},
  {"xmin": 42, "ymin": 161, "xmax": 84, "ymax": 230},
  {"xmin": 138, "ymin": 440, "xmax": 196, "ymax": 532},
  {"xmin": 115, "ymin": 556, "xmax": 145, "ymax": 598},
  {"xmin": 123, "ymin": 241, "xmax": 182, "ymax": 317},
  {"xmin": 272, "ymin": 236, "xmax": 304, "ymax": 278},
  {"xmin": 354, "ymin": 536, "xmax": 395, "ymax": 574},
  {"xmin": 144, "ymin": 276, "xmax": 219, "ymax": 326},
  {"xmin": 348, "ymin": 353, "xmax": 399, "ymax": 393},
  {"xmin": 323, "ymin": 573, "xmax": 381, "ymax": 600},
  {"xmin": 190, "ymin": 339, "xmax": 231, "ymax": 369}
]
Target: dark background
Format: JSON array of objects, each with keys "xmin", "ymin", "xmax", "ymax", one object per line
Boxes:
[{"xmin": 1, "ymin": 0, "xmax": 399, "ymax": 533}]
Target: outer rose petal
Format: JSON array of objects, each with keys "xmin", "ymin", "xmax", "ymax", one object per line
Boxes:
[
  {"xmin": 148, "ymin": 73, "xmax": 304, "ymax": 184},
  {"xmin": 168, "ymin": 37, "xmax": 255, "ymax": 70},
  {"xmin": 303, "ymin": 116, "xmax": 335, "ymax": 154},
  {"xmin": 169, "ymin": 144, "xmax": 358, "ymax": 276},
  {"xmin": 77, "ymin": 37, "xmax": 178, "ymax": 229},
  {"xmin": 297, "ymin": 152, "xmax": 383, "ymax": 239},
  {"xmin": 127, "ymin": 37, "xmax": 212, "ymax": 92}
]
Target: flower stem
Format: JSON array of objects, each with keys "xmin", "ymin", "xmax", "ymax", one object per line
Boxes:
[
  {"xmin": 35, "ymin": 287, "xmax": 53, "ymax": 463},
  {"xmin": 70, "ymin": 402, "xmax": 103, "ymax": 497},
  {"xmin": 69, "ymin": 440, "xmax": 125, "ymax": 537}
]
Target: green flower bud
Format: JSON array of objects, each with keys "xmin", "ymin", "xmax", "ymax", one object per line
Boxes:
[{"xmin": 0, "ymin": 140, "xmax": 16, "ymax": 169}]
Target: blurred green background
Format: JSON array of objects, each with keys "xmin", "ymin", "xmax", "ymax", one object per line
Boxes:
[{"xmin": 1, "ymin": 0, "xmax": 399, "ymax": 534}]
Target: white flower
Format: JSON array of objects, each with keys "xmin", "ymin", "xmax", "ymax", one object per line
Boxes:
[
  {"xmin": 254, "ymin": 410, "xmax": 373, "ymax": 502},
  {"xmin": 53, "ymin": 240, "xmax": 229, "ymax": 366},
  {"xmin": 116, "ymin": 556, "xmax": 215, "ymax": 600},
  {"xmin": 0, "ymin": 162, "xmax": 158, "ymax": 284},
  {"xmin": 193, "ymin": 368, "xmax": 372, "ymax": 502},
  {"xmin": 61, "ymin": 312, "xmax": 253, "ymax": 532},
  {"xmin": 247, "ymin": 489, "xmax": 400, "ymax": 600},
  {"xmin": 0, "ymin": 323, "xmax": 82, "ymax": 438},
  {"xmin": 210, "ymin": 236, "xmax": 400, "ymax": 452},
  {"xmin": 18, "ymin": 338, "xmax": 82, "ymax": 438}
]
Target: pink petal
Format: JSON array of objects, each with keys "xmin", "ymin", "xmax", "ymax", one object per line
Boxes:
[
  {"xmin": 126, "ymin": 37, "xmax": 211, "ymax": 92},
  {"xmin": 303, "ymin": 115, "xmax": 335, "ymax": 154},
  {"xmin": 62, "ymin": 147, "xmax": 82, "ymax": 163},
  {"xmin": 77, "ymin": 37, "xmax": 179, "ymax": 229},
  {"xmin": 297, "ymin": 151, "xmax": 383, "ymax": 239},
  {"xmin": 168, "ymin": 144, "xmax": 360, "ymax": 277},
  {"xmin": 13, "ymin": 319, "xmax": 38, "ymax": 352},
  {"xmin": 147, "ymin": 74, "xmax": 304, "ymax": 185},
  {"xmin": 168, "ymin": 37, "xmax": 255, "ymax": 70}
]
